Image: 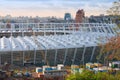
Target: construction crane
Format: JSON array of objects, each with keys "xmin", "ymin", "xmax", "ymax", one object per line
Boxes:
[{"xmin": 32, "ymin": 29, "xmax": 49, "ymax": 66}]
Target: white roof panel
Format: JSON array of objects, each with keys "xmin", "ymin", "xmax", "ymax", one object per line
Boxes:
[
  {"xmin": 0, "ymin": 37, "xmax": 11, "ymax": 52},
  {"xmin": 0, "ymin": 32, "xmax": 115, "ymax": 52},
  {"xmin": 9, "ymin": 37, "xmax": 23, "ymax": 51}
]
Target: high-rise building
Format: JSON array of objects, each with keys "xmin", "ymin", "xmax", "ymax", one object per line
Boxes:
[
  {"xmin": 75, "ymin": 9, "xmax": 85, "ymax": 23},
  {"xmin": 64, "ymin": 13, "xmax": 71, "ymax": 21}
]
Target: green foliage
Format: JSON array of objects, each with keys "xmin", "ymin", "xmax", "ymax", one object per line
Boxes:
[
  {"xmin": 79, "ymin": 65, "xmax": 85, "ymax": 68},
  {"xmin": 66, "ymin": 70, "xmax": 119, "ymax": 80},
  {"xmin": 107, "ymin": 0, "xmax": 120, "ymax": 28},
  {"xmin": 107, "ymin": 0, "xmax": 120, "ymax": 15},
  {"xmin": 94, "ymin": 72, "xmax": 115, "ymax": 80}
]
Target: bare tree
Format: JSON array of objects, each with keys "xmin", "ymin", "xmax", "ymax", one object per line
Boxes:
[{"xmin": 107, "ymin": 0, "xmax": 120, "ymax": 15}]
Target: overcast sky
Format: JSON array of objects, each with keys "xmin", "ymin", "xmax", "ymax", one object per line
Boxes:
[{"xmin": 0, "ymin": 0, "xmax": 116, "ymax": 18}]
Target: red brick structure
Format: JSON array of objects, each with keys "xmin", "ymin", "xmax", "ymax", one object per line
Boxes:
[{"xmin": 75, "ymin": 9, "xmax": 85, "ymax": 23}]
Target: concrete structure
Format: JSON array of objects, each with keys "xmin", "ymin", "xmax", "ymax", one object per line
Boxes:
[{"xmin": 75, "ymin": 9, "xmax": 85, "ymax": 23}]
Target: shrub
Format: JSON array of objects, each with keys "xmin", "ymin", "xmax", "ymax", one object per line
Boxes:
[{"xmin": 66, "ymin": 70, "xmax": 118, "ymax": 80}]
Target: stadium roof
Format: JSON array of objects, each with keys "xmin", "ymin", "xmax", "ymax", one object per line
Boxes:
[{"xmin": 0, "ymin": 32, "xmax": 115, "ymax": 52}]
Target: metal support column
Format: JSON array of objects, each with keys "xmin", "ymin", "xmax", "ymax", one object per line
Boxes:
[
  {"xmin": 37, "ymin": 23, "xmax": 39, "ymax": 32},
  {"xmin": 23, "ymin": 51, "xmax": 25, "ymax": 66},
  {"xmin": 90, "ymin": 46, "xmax": 96, "ymax": 61},
  {"xmin": 54, "ymin": 49, "xmax": 58, "ymax": 66},
  {"xmin": 22, "ymin": 23, "xmax": 24, "ymax": 37},
  {"xmin": 81, "ymin": 46, "xmax": 86, "ymax": 65},
  {"xmin": 72, "ymin": 48, "xmax": 77, "ymax": 65},
  {"xmin": 34, "ymin": 48, "xmax": 36, "ymax": 64},
  {"xmin": 63, "ymin": 48, "xmax": 68, "ymax": 65},
  {"xmin": 11, "ymin": 51, "xmax": 13, "ymax": 65},
  {"xmin": 104, "ymin": 51, "xmax": 110, "ymax": 65},
  {"xmin": 44, "ymin": 24, "xmax": 46, "ymax": 36},
  {"xmin": 54, "ymin": 24, "xmax": 57, "ymax": 35},
  {"xmin": 26, "ymin": 23, "xmax": 28, "ymax": 31},
  {"xmin": 72, "ymin": 23, "xmax": 75, "ymax": 32},
  {"xmin": 0, "ymin": 54, "xmax": 1, "ymax": 65},
  {"xmin": 89, "ymin": 23, "xmax": 92, "ymax": 32},
  {"xmin": 19, "ymin": 23, "xmax": 20, "ymax": 32},
  {"xmin": 78, "ymin": 24, "xmax": 81, "ymax": 32},
  {"xmin": 105, "ymin": 23, "xmax": 112, "ymax": 33},
  {"xmin": 44, "ymin": 50, "xmax": 47, "ymax": 64},
  {"xmin": 11, "ymin": 24, "xmax": 13, "ymax": 65},
  {"xmin": 63, "ymin": 23, "xmax": 66, "ymax": 35}
]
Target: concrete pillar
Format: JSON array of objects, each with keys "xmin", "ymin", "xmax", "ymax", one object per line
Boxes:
[
  {"xmin": 22, "ymin": 23, "xmax": 24, "ymax": 37},
  {"xmin": 44, "ymin": 50, "xmax": 47, "ymax": 64},
  {"xmin": 90, "ymin": 46, "xmax": 96, "ymax": 62},
  {"xmin": 34, "ymin": 48, "xmax": 36, "ymax": 64},
  {"xmin": 63, "ymin": 48, "xmax": 68, "ymax": 65},
  {"xmin": 11, "ymin": 51, "xmax": 13, "ymax": 65},
  {"xmin": 44, "ymin": 24, "xmax": 46, "ymax": 36},
  {"xmin": 72, "ymin": 48, "xmax": 77, "ymax": 65},
  {"xmin": 54, "ymin": 23, "xmax": 56, "ymax": 35},
  {"xmin": 11, "ymin": 36, "xmax": 13, "ymax": 65},
  {"xmin": 0, "ymin": 54, "xmax": 1, "ymax": 65},
  {"xmin": 81, "ymin": 46, "xmax": 86, "ymax": 65},
  {"xmin": 54, "ymin": 49, "xmax": 58, "ymax": 66},
  {"xmin": 23, "ymin": 51, "xmax": 25, "ymax": 66}
]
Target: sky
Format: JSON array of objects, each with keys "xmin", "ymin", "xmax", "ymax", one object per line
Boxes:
[{"xmin": 0, "ymin": 0, "xmax": 117, "ymax": 18}]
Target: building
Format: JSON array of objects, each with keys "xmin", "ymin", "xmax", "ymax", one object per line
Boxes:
[
  {"xmin": 89, "ymin": 15, "xmax": 112, "ymax": 23},
  {"xmin": 64, "ymin": 13, "xmax": 71, "ymax": 21},
  {"xmin": 0, "ymin": 23, "xmax": 118, "ymax": 66},
  {"xmin": 75, "ymin": 9, "xmax": 85, "ymax": 23},
  {"xmin": 89, "ymin": 14, "xmax": 120, "ymax": 24}
]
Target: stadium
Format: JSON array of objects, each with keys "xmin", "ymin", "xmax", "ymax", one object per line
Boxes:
[{"xmin": 0, "ymin": 23, "xmax": 118, "ymax": 66}]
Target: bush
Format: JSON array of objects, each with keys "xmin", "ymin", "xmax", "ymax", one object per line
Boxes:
[{"xmin": 66, "ymin": 70, "xmax": 118, "ymax": 80}]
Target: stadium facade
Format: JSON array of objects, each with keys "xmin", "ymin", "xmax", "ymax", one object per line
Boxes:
[{"xmin": 0, "ymin": 23, "xmax": 118, "ymax": 66}]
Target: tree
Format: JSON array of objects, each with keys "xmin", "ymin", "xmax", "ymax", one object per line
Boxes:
[
  {"xmin": 99, "ymin": 36, "xmax": 120, "ymax": 62},
  {"xmin": 107, "ymin": 0, "xmax": 120, "ymax": 27},
  {"xmin": 107, "ymin": 0, "xmax": 120, "ymax": 16},
  {"xmin": 97, "ymin": 0, "xmax": 120, "ymax": 63}
]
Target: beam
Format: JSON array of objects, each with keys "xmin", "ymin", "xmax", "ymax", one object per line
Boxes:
[
  {"xmin": 63, "ymin": 48, "xmax": 68, "ymax": 65},
  {"xmin": 54, "ymin": 49, "xmax": 58, "ymax": 66},
  {"xmin": 72, "ymin": 48, "xmax": 77, "ymax": 65},
  {"xmin": 0, "ymin": 54, "xmax": 1, "ymax": 65},
  {"xmin": 23, "ymin": 51, "xmax": 25, "ymax": 66},
  {"xmin": 81, "ymin": 46, "xmax": 86, "ymax": 65},
  {"xmin": 90, "ymin": 46, "xmax": 96, "ymax": 62},
  {"xmin": 44, "ymin": 50, "xmax": 47, "ymax": 64},
  {"xmin": 34, "ymin": 48, "xmax": 36, "ymax": 64}
]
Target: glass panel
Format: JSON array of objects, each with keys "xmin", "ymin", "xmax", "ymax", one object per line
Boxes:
[
  {"xmin": 13, "ymin": 51, "xmax": 23, "ymax": 66},
  {"xmin": 91, "ymin": 46, "xmax": 100, "ymax": 62},
  {"xmin": 46, "ymin": 49, "xmax": 55, "ymax": 66},
  {"xmin": 74, "ymin": 48, "xmax": 84, "ymax": 65},
  {"xmin": 91, "ymin": 27, "xmax": 97, "ymax": 32},
  {"xmin": 1, "ymin": 52, "xmax": 11, "ymax": 64},
  {"xmin": 56, "ymin": 49, "xmax": 65, "ymax": 64},
  {"xmin": 24, "ymin": 51, "xmax": 34, "ymax": 63},
  {"xmin": 101, "ymin": 27, "xmax": 105, "ymax": 32},
  {"xmin": 36, "ymin": 50, "xmax": 45, "ymax": 65},
  {"xmin": 105, "ymin": 27, "xmax": 110, "ymax": 33},
  {"xmin": 84, "ymin": 47, "xmax": 93, "ymax": 63},
  {"xmin": 109, "ymin": 27, "xmax": 114, "ymax": 33},
  {"xmin": 65, "ymin": 48, "xmax": 74, "ymax": 66}
]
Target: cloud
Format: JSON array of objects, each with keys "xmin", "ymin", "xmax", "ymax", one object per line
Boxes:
[{"xmin": 0, "ymin": 0, "xmax": 117, "ymax": 17}]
